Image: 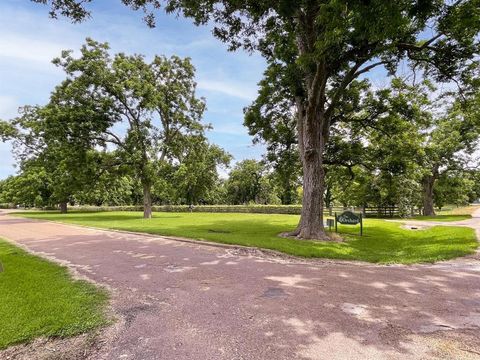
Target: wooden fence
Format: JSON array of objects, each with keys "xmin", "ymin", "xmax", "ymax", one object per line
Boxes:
[{"xmin": 325, "ymin": 206, "xmax": 423, "ymax": 218}]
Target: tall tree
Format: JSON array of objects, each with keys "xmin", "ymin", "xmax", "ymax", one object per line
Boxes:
[
  {"xmin": 34, "ymin": 0, "xmax": 480, "ymax": 238},
  {"xmin": 354, "ymin": 78, "xmax": 480, "ymax": 216},
  {"xmin": 419, "ymin": 96, "xmax": 480, "ymax": 215},
  {"xmin": 52, "ymin": 39, "xmax": 207, "ymax": 218}
]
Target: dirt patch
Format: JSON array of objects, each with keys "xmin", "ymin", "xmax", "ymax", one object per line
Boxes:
[
  {"xmin": 416, "ymin": 329, "xmax": 480, "ymax": 359},
  {"xmin": 0, "ymin": 326, "xmax": 115, "ymax": 360},
  {"xmin": 401, "ymin": 224, "xmax": 428, "ymax": 231},
  {"xmin": 279, "ymin": 231, "xmax": 345, "ymax": 242},
  {"xmin": 2, "ymin": 211, "xmax": 480, "ymax": 359},
  {"xmin": 0, "ymin": 306, "xmax": 126, "ymax": 360},
  {"xmin": 207, "ymin": 229, "xmax": 232, "ymax": 234}
]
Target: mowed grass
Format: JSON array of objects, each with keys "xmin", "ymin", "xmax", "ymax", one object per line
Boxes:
[
  {"xmin": 15, "ymin": 211, "xmax": 478, "ymax": 264},
  {"xmin": 410, "ymin": 204, "xmax": 479, "ymax": 221},
  {"xmin": 0, "ymin": 239, "xmax": 108, "ymax": 349},
  {"xmin": 437, "ymin": 205, "xmax": 480, "ymax": 215},
  {"xmin": 410, "ymin": 214, "xmax": 472, "ymax": 222}
]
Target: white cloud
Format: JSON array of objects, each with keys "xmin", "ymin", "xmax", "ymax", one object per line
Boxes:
[
  {"xmin": 0, "ymin": 142, "xmax": 15, "ymax": 178},
  {"xmin": 0, "ymin": 34, "xmax": 68, "ymax": 65},
  {"xmin": 198, "ymin": 79, "xmax": 257, "ymax": 101},
  {"xmin": 211, "ymin": 122, "xmax": 249, "ymax": 135},
  {"xmin": 0, "ymin": 95, "xmax": 19, "ymax": 119}
]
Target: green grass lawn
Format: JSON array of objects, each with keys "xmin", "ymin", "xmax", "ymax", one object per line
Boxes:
[
  {"xmin": 410, "ymin": 214, "xmax": 472, "ymax": 222},
  {"xmin": 0, "ymin": 239, "xmax": 108, "ymax": 349},
  {"xmin": 15, "ymin": 211, "xmax": 478, "ymax": 264},
  {"xmin": 436, "ymin": 205, "xmax": 479, "ymax": 215}
]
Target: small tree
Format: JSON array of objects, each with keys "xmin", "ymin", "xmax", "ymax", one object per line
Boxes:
[
  {"xmin": 172, "ymin": 136, "xmax": 231, "ymax": 204},
  {"xmin": 2, "ymin": 105, "xmax": 101, "ymax": 212},
  {"xmin": 225, "ymin": 159, "xmax": 271, "ymax": 204}
]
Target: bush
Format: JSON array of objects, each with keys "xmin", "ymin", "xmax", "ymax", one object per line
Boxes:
[
  {"xmin": 68, "ymin": 204, "xmax": 304, "ymax": 214},
  {"xmin": 0, "ymin": 203, "xmax": 16, "ymax": 209}
]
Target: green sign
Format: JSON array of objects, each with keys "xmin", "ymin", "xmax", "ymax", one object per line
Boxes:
[
  {"xmin": 335, "ymin": 211, "xmax": 363, "ymax": 236},
  {"xmin": 337, "ymin": 211, "xmax": 360, "ymax": 225}
]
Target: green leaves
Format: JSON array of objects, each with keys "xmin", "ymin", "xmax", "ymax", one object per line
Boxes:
[
  {"xmin": 2, "ymin": 34, "xmax": 240, "ymax": 209},
  {"xmin": 0, "ymin": 120, "xmax": 17, "ymax": 141},
  {"xmin": 50, "ymin": 39, "xmax": 209, "ymax": 192}
]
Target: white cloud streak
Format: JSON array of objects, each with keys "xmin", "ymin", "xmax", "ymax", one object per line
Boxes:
[
  {"xmin": 198, "ymin": 79, "xmax": 257, "ymax": 101},
  {"xmin": 0, "ymin": 34, "xmax": 67, "ymax": 64},
  {"xmin": 0, "ymin": 95, "xmax": 19, "ymax": 119}
]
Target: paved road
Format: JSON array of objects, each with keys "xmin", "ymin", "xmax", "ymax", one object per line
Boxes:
[{"xmin": 1, "ymin": 210, "xmax": 480, "ymax": 360}]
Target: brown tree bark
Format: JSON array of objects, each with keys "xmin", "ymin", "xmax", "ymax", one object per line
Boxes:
[
  {"xmin": 143, "ymin": 182, "xmax": 152, "ymax": 219},
  {"xmin": 297, "ymin": 142, "xmax": 327, "ymax": 239},
  {"xmin": 288, "ymin": 8, "xmax": 340, "ymax": 240},
  {"xmin": 59, "ymin": 201, "xmax": 68, "ymax": 214},
  {"xmin": 422, "ymin": 175, "xmax": 436, "ymax": 216},
  {"xmin": 422, "ymin": 165, "xmax": 439, "ymax": 216},
  {"xmin": 289, "ymin": 99, "xmax": 329, "ymax": 239}
]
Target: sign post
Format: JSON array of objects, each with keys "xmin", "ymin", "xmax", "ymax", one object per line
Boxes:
[
  {"xmin": 360, "ymin": 213, "xmax": 363, "ymax": 236},
  {"xmin": 326, "ymin": 218, "xmax": 334, "ymax": 231},
  {"xmin": 335, "ymin": 211, "xmax": 363, "ymax": 236}
]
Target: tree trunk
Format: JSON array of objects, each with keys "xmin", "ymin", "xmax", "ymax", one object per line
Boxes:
[
  {"xmin": 298, "ymin": 152, "xmax": 326, "ymax": 239},
  {"xmin": 290, "ymin": 18, "xmax": 331, "ymax": 240},
  {"xmin": 290, "ymin": 108, "xmax": 328, "ymax": 239},
  {"xmin": 324, "ymin": 184, "xmax": 334, "ymax": 215},
  {"xmin": 59, "ymin": 201, "xmax": 68, "ymax": 214},
  {"xmin": 422, "ymin": 175, "xmax": 436, "ymax": 216},
  {"xmin": 143, "ymin": 182, "xmax": 152, "ymax": 219},
  {"xmin": 282, "ymin": 178, "xmax": 293, "ymax": 205}
]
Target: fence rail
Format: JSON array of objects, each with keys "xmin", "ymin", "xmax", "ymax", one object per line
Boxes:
[{"xmin": 327, "ymin": 206, "xmax": 423, "ymax": 218}]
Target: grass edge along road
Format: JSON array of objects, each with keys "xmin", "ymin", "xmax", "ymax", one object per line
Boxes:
[
  {"xmin": 15, "ymin": 211, "xmax": 478, "ymax": 264},
  {"xmin": 0, "ymin": 238, "xmax": 109, "ymax": 350}
]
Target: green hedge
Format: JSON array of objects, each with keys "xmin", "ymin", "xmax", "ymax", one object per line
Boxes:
[
  {"xmin": 20, "ymin": 204, "xmax": 363, "ymax": 216},
  {"xmin": 28, "ymin": 204, "xmax": 363, "ymax": 215},
  {"xmin": 66, "ymin": 204, "xmax": 305, "ymax": 214},
  {"xmin": 0, "ymin": 204, "xmax": 16, "ymax": 209}
]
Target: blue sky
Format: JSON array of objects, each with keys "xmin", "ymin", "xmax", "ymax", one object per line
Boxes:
[{"xmin": 0, "ymin": 0, "xmax": 268, "ymax": 179}]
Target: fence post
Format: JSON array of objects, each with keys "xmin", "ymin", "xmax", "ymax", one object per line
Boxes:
[{"xmin": 360, "ymin": 213, "xmax": 363, "ymax": 236}]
